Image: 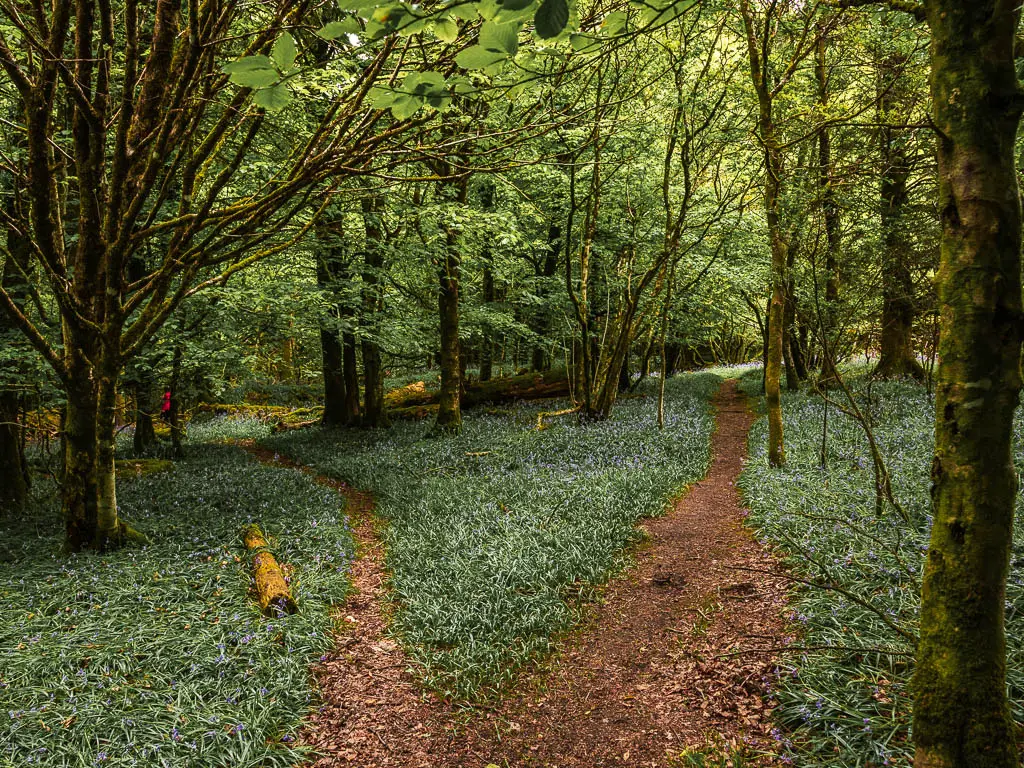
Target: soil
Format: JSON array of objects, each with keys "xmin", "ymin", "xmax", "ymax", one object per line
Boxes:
[{"xmin": 243, "ymin": 378, "xmax": 790, "ymax": 767}]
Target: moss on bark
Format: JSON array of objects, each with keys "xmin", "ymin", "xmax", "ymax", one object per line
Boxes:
[{"xmin": 913, "ymin": 3, "xmax": 1024, "ymax": 766}]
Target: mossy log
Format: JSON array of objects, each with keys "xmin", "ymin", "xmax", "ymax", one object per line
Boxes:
[
  {"xmin": 114, "ymin": 458, "xmax": 174, "ymax": 478},
  {"xmin": 240, "ymin": 524, "xmax": 297, "ymax": 616},
  {"xmin": 385, "ymin": 369, "xmax": 570, "ymax": 411},
  {"xmin": 195, "ymin": 403, "xmax": 294, "ymax": 418}
]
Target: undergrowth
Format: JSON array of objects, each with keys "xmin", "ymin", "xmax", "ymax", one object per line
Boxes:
[
  {"xmin": 263, "ymin": 371, "xmax": 720, "ymax": 700},
  {"xmin": 737, "ymin": 369, "xmax": 1024, "ymax": 767},
  {"xmin": 0, "ymin": 446, "xmax": 353, "ymax": 768}
]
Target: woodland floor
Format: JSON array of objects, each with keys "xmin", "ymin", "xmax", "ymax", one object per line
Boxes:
[{"xmin": 249, "ymin": 378, "xmax": 790, "ymax": 767}]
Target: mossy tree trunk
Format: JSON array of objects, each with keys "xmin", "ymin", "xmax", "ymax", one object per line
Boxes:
[
  {"xmin": 531, "ymin": 223, "xmax": 562, "ymax": 372},
  {"xmin": 478, "ymin": 180, "xmax": 496, "ymax": 383},
  {"xmin": 431, "ymin": 175, "xmax": 468, "ymax": 436},
  {"xmin": 913, "ymin": 3, "xmax": 1024, "ymax": 767},
  {"xmin": 741, "ymin": 0, "xmax": 794, "ymax": 467},
  {"xmin": 875, "ymin": 51, "xmax": 924, "ymax": 381},
  {"xmin": 132, "ymin": 379, "xmax": 160, "ymax": 456},
  {"xmin": 360, "ymin": 191, "xmax": 389, "ymax": 429},
  {"xmin": 0, "ymin": 221, "xmax": 31, "ymax": 512},
  {"xmin": 816, "ymin": 27, "xmax": 841, "ymax": 386},
  {"xmin": 317, "ymin": 217, "xmax": 359, "ymax": 428}
]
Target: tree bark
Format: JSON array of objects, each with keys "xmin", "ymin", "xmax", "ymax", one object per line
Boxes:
[
  {"xmin": 816, "ymin": 28, "xmax": 841, "ymax": 385},
  {"xmin": 479, "ymin": 180, "xmax": 496, "ymax": 383},
  {"xmin": 875, "ymin": 51, "xmax": 924, "ymax": 381},
  {"xmin": 0, "ymin": 223, "xmax": 31, "ymax": 512},
  {"xmin": 360, "ymin": 192, "xmax": 389, "ymax": 429},
  {"xmin": 532, "ymin": 223, "xmax": 562, "ymax": 372},
  {"xmin": 132, "ymin": 380, "xmax": 159, "ymax": 456},
  {"xmin": 430, "ymin": 176, "xmax": 468, "ymax": 436},
  {"xmin": 913, "ymin": 4, "xmax": 1023, "ymax": 767},
  {"xmin": 741, "ymin": 0, "xmax": 787, "ymax": 466},
  {"xmin": 317, "ymin": 221, "xmax": 359, "ymax": 428}
]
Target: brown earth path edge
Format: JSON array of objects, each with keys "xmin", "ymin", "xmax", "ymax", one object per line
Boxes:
[{"xmin": 244, "ymin": 377, "xmax": 790, "ymax": 767}]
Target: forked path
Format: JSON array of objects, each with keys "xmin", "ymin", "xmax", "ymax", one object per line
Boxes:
[{"xmin": 250, "ymin": 379, "xmax": 788, "ymax": 766}]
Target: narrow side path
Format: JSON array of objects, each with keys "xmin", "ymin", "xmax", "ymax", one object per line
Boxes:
[
  {"xmin": 236, "ymin": 442, "xmax": 446, "ymax": 765},
  {"xmin": 242, "ymin": 378, "xmax": 788, "ymax": 767}
]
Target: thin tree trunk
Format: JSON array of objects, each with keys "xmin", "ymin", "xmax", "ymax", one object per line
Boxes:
[
  {"xmin": 317, "ymin": 223, "xmax": 358, "ymax": 427},
  {"xmin": 479, "ymin": 180, "xmax": 496, "ymax": 383},
  {"xmin": 360, "ymin": 192, "xmax": 389, "ymax": 428},
  {"xmin": 0, "ymin": 228, "xmax": 31, "ymax": 512},
  {"xmin": 532, "ymin": 223, "xmax": 562, "ymax": 372},
  {"xmin": 816, "ymin": 29, "xmax": 841, "ymax": 385},
  {"xmin": 168, "ymin": 339, "xmax": 185, "ymax": 459},
  {"xmin": 342, "ymin": 328, "xmax": 360, "ymax": 421},
  {"xmin": 132, "ymin": 380, "xmax": 159, "ymax": 456},
  {"xmin": 913, "ymin": 4, "xmax": 1023, "ymax": 767},
  {"xmin": 741, "ymin": 0, "xmax": 787, "ymax": 466},
  {"xmin": 875, "ymin": 51, "xmax": 924, "ymax": 381},
  {"xmin": 431, "ymin": 176, "xmax": 468, "ymax": 436}
]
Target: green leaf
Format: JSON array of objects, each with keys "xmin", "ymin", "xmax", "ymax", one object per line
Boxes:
[
  {"xmin": 372, "ymin": 4, "xmax": 407, "ymax": 25},
  {"xmin": 640, "ymin": 0, "xmax": 697, "ymax": 26},
  {"xmin": 534, "ymin": 0, "xmax": 568, "ymax": 39},
  {"xmin": 390, "ymin": 94, "xmax": 421, "ymax": 120},
  {"xmin": 401, "ymin": 72, "xmax": 450, "ymax": 110},
  {"xmin": 221, "ymin": 55, "xmax": 274, "ymax": 74},
  {"xmin": 369, "ymin": 87, "xmax": 399, "ymax": 108},
  {"xmin": 480, "ymin": 21, "xmax": 519, "ymax": 54},
  {"xmin": 455, "ymin": 45, "xmax": 507, "ymax": 69},
  {"xmin": 253, "ymin": 83, "xmax": 292, "ymax": 111},
  {"xmin": 318, "ymin": 19, "xmax": 361, "ymax": 39},
  {"xmin": 336, "ymin": 0, "xmax": 380, "ymax": 13},
  {"xmin": 601, "ymin": 10, "xmax": 627, "ymax": 35},
  {"xmin": 402, "ymin": 71, "xmax": 447, "ymax": 94},
  {"xmin": 496, "ymin": 0, "xmax": 534, "ymax": 10},
  {"xmin": 272, "ymin": 32, "xmax": 297, "ymax": 70},
  {"xmin": 229, "ymin": 68, "xmax": 279, "ymax": 88},
  {"xmin": 433, "ymin": 16, "xmax": 459, "ymax": 42}
]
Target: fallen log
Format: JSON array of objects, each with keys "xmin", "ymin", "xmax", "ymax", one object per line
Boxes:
[
  {"xmin": 384, "ymin": 369, "xmax": 571, "ymax": 411},
  {"xmin": 240, "ymin": 523, "xmax": 298, "ymax": 616}
]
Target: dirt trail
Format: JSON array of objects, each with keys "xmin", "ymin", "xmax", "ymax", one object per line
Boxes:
[{"xmin": 245, "ymin": 379, "xmax": 789, "ymax": 767}]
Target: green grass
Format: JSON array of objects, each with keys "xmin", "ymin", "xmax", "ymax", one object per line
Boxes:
[
  {"xmin": 262, "ymin": 371, "xmax": 721, "ymax": 700},
  {"xmin": 737, "ymin": 369, "xmax": 1024, "ymax": 767},
  {"xmin": 0, "ymin": 446, "xmax": 354, "ymax": 768}
]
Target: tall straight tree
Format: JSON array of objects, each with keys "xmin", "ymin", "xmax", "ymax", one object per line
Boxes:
[
  {"xmin": 739, "ymin": 1, "xmax": 822, "ymax": 466},
  {"xmin": 912, "ymin": 1, "xmax": 1024, "ymax": 766}
]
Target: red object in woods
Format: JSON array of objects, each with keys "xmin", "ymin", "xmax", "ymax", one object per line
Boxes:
[{"xmin": 161, "ymin": 391, "xmax": 172, "ymax": 414}]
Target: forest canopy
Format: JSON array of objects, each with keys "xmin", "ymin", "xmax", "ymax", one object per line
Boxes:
[{"xmin": 1, "ymin": 0, "xmax": 1022, "ymax": 766}]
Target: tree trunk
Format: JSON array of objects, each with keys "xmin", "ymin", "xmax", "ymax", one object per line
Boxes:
[
  {"xmin": 342, "ymin": 328, "xmax": 360, "ymax": 421},
  {"xmin": 816, "ymin": 28, "xmax": 841, "ymax": 385},
  {"xmin": 320, "ymin": 322, "xmax": 347, "ymax": 427},
  {"xmin": 913, "ymin": 4, "xmax": 1023, "ymax": 767},
  {"xmin": 360, "ymin": 192, "xmax": 389, "ymax": 429},
  {"xmin": 783, "ymin": 245, "xmax": 801, "ymax": 392},
  {"xmin": 0, "ymin": 228, "xmax": 31, "ymax": 512},
  {"xmin": 62, "ymin": 349, "xmax": 125, "ymax": 552},
  {"xmin": 62, "ymin": 370, "xmax": 102, "ymax": 551},
  {"xmin": 317, "ymin": 225, "xmax": 358, "ymax": 427},
  {"xmin": 479, "ymin": 180, "xmax": 496, "ymax": 383},
  {"xmin": 132, "ymin": 379, "xmax": 160, "ymax": 456},
  {"xmin": 168, "ymin": 340, "xmax": 185, "ymax": 459},
  {"xmin": 532, "ymin": 223, "xmax": 562, "ymax": 372},
  {"xmin": 431, "ymin": 177, "xmax": 468, "ymax": 436},
  {"xmin": 875, "ymin": 51, "xmax": 924, "ymax": 381},
  {"xmin": 741, "ymin": 0, "xmax": 786, "ymax": 466}
]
